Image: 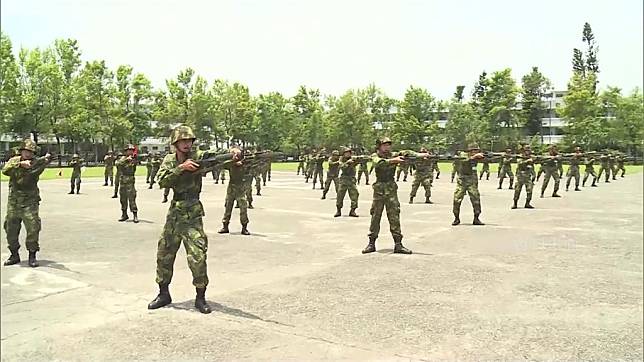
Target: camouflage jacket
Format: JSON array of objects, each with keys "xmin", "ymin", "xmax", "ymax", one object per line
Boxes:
[
  {"xmin": 454, "ymin": 152, "xmax": 478, "ymax": 178},
  {"xmin": 151, "ymin": 157, "xmax": 162, "ymax": 169},
  {"xmin": 157, "ymin": 151, "xmax": 206, "ymax": 222},
  {"xmin": 115, "ymin": 156, "xmax": 137, "ymax": 183},
  {"xmin": 339, "ymin": 156, "xmax": 357, "ymax": 178},
  {"xmin": 500, "ymin": 155, "xmax": 513, "ymax": 171},
  {"xmin": 104, "ymin": 155, "xmax": 115, "ymax": 167},
  {"xmin": 2, "ymin": 155, "xmax": 51, "ymax": 204},
  {"xmin": 413, "ymin": 156, "xmax": 433, "ymax": 174},
  {"xmin": 568, "ymin": 154, "xmax": 582, "ymax": 169},
  {"xmin": 69, "ymin": 159, "xmax": 84, "ymax": 176},
  {"xmin": 516, "ymin": 157, "xmax": 535, "ymax": 179},
  {"xmin": 541, "ymin": 155, "xmax": 561, "ymax": 170},
  {"xmin": 222, "ymin": 159, "xmax": 253, "ymax": 184},
  {"xmin": 327, "ymin": 156, "xmax": 340, "ymax": 177}
]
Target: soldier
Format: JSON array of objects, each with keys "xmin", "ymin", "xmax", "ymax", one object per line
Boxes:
[
  {"xmin": 112, "ymin": 151, "xmax": 123, "ymax": 198},
  {"xmin": 219, "ymin": 147, "xmax": 252, "ymax": 235},
  {"xmin": 614, "ymin": 154, "xmax": 626, "ymax": 178},
  {"xmin": 582, "ymin": 154, "xmax": 599, "ymax": 187},
  {"xmin": 512, "ymin": 145, "xmax": 536, "ymax": 209},
  {"xmin": 311, "ymin": 150, "xmax": 326, "ymax": 189},
  {"xmin": 363, "ymin": 137, "xmax": 427, "ymax": 254},
  {"xmin": 607, "ymin": 153, "xmax": 616, "ymax": 181},
  {"xmin": 68, "ymin": 153, "xmax": 84, "ymax": 194},
  {"xmin": 296, "ymin": 152, "xmax": 306, "ymax": 176},
  {"xmin": 103, "ymin": 150, "xmax": 115, "ymax": 186},
  {"xmin": 263, "ymin": 157, "xmax": 272, "ymax": 184},
  {"xmin": 539, "ymin": 145, "xmax": 562, "ymax": 198},
  {"xmin": 147, "ymin": 125, "xmax": 213, "ymax": 314},
  {"xmin": 450, "ymin": 157, "xmax": 458, "ymax": 183},
  {"xmin": 335, "ymin": 147, "xmax": 359, "ymax": 217},
  {"xmin": 356, "ymin": 154, "xmax": 370, "ymax": 185},
  {"xmin": 2, "ymin": 140, "xmax": 52, "ymax": 267},
  {"xmin": 321, "ymin": 150, "xmax": 340, "ymax": 200},
  {"xmin": 396, "ymin": 158, "xmax": 410, "ymax": 182},
  {"xmin": 498, "ymin": 148, "xmax": 514, "ymax": 189},
  {"xmin": 409, "ymin": 146, "xmax": 433, "ymax": 204},
  {"xmin": 479, "ymin": 157, "xmax": 491, "ymax": 180},
  {"xmin": 145, "ymin": 152, "xmax": 153, "ymax": 184},
  {"xmin": 452, "ymin": 144, "xmax": 485, "ymax": 226},
  {"xmin": 432, "ymin": 155, "xmax": 440, "ymax": 179},
  {"xmin": 115, "ymin": 144, "xmax": 139, "ymax": 223},
  {"xmin": 148, "ymin": 152, "xmax": 162, "ymax": 189},
  {"xmin": 565, "ymin": 147, "xmax": 583, "ymax": 192},
  {"xmin": 305, "ymin": 149, "xmax": 316, "ymax": 182},
  {"xmin": 597, "ymin": 153, "xmax": 611, "ymax": 183}
]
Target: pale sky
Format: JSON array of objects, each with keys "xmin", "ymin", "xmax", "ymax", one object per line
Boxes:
[{"xmin": 2, "ymin": 0, "xmax": 642, "ymax": 99}]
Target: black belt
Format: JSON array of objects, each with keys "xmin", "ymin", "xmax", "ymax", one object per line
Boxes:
[{"xmin": 173, "ymin": 193, "xmax": 200, "ymax": 201}]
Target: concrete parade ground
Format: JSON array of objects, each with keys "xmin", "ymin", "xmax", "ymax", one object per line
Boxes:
[{"xmin": 1, "ymin": 170, "xmax": 642, "ymax": 361}]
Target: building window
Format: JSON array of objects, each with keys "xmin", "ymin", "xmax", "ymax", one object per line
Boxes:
[{"xmin": 152, "ymin": 146, "xmax": 158, "ymax": 151}]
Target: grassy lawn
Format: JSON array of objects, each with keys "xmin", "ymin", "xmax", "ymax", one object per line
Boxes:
[{"xmin": 1, "ymin": 161, "xmax": 641, "ymax": 182}]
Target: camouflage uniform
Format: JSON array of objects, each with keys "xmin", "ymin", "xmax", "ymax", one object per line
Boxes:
[
  {"xmin": 2, "ymin": 140, "xmax": 51, "ymax": 267},
  {"xmin": 479, "ymin": 158, "xmax": 490, "ymax": 180},
  {"xmin": 597, "ymin": 154, "xmax": 611, "ymax": 182},
  {"xmin": 615, "ymin": 155, "xmax": 626, "ymax": 178},
  {"xmin": 322, "ymin": 151, "xmax": 340, "ymax": 199},
  {"xmin": 297, "ymin": 154, "xmax": 305, "ymax": 175},
  {"xmin": 112, "ymin": 153, "xmax": 122, "ymax": 198},
  {"xmin": 582, "ymin": 157, "xmax": 598, "ymax": 187},
  {"xmin": 145, "ymin": 154, "xmax": 153, "ymax": 184},
  {"xmin": 498, "ymin": 153, "xmax": 514, "ymax": 189},
  {"xmin": 356, "ymin": 157, "xmax": 370, "ymax": 185},
  {"xmin": 450, "ymin": 158, "xmax": 457, "ymax": 182},
  {"xmin": 608, "ymin": 155, "xmax": 616, "ymax": 180},
  {"xmin": 148, "ymin": 153, "xmax": 162, "ymax": 189},
  {"xmin": 335, "ymin": 149, "xmax": 359, "ymax": 216},
  {"xmin": 261, "ymin": 159, "xmax": 272, "ymax": 184},
  {"xmin": 452, "ymin": 149, "xmax": 483, "ymax": 225},
  {"xmin": 69, "ymin": 154, "xmax": 84, "ymax": 194},
  {"xmin": 311, "ymin": 153, "xmax": 325, "ymax": 189},
  {"xmin": 565, "ymin": 151, "xmax": 583, "ymax": 191},
  {"xmin": 513, "ymin": 147, "xmax": 536, "ymax": 209},
  {"xmin": 396, "ymin": 160, "xmax": 410, "ymax": 182},
  {"xmin": 409, "ymin": 149, "xmax": 433, "ymax": 204},
  {"xmin": 432, "ymin": 160, "xmax": 440, "ymax": 179},
  {"xmin": 363, "ymin": 137, "xmax": 412, "ymax": 254},
  {"xmin": 104, "ymin": 152, "xmax": 115, "ymax": 186},
  {"xmin": 539, "ymin": 150, "xmax": 562, "ymax": 198},
  {"xmin": 305, "ymin": 152, "xmax": 316, "ymax": 181},
  {"xmin": 220, "ymin": 153, "xmax": 252, "ymax": 233},
  {"xmin": 115, "ymin": 145, "xmax": 139, "ymax": 221},
  {"xmin": 148, "ymin": 125, "xmax": 212, "ymax": 314}
]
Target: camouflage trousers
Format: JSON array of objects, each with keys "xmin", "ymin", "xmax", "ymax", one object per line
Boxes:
[
  {"xmin": 396, "ymin": 165, "xmax": 409, "ymax": 181},
  {"xmin": 104, "ymin": 166, "xmax": 113, "ymax": 185},
  {"xmin": 156, "ymin": 202, "xmax": 208, "ymax": 288},
  {"xmin": 4, "ymin": 199, "xmax": 41, "ymax": 252},
  {"xmin": 145, "ymin": 165, "xmax": 153, "ymax": 183},
  {"xmin": 323, "ymin": 174, "xmax": 338, "ymax": 195},
  {"xmin": 119, "ymin": 181, "xmax": 138, "ymax": 212},
  {"xmin": 337, "ymin": 177, "xmax": 359, "ymax": 209},
  {"xmin": 540, "ymin": 168, "xmax": 560, "ymax": 194},
  {"xmin": 368, "ymin": 182, "xmax": 402, "ymax": 239},
  {"xmin": 583, "ymin": 168, "xmax": 597, "ymax": 185},
  {"xmin": 410, "ymin": 172, "xmax": 431, "ymax": 198},
  {"xmin": 453, "ymin": 175, "xmax": 481, "ymax": 215},
  {"xmin": 163, "ymin": 187, "xmax": 171, "ymax": 198},
  {"xmin": 70, "ymin": 173, "xmax": 81, "ymax": 188},
  {"xmin": 513, "ymin": 174, "xmax": 534, "ymax": 204},
  {"xmin": 311, "ymin": 167, "xmax": 324, "ymax": 187},
  {"xmin": 615, "ymin": 164, "xmax": 625, "ymax": 177},
  {"xmin": 149, "ymin": 167, "xmax": 159, "ymax": 186},
  {"xmin": 499, "ymin": 167, "xmax": 514, "ymax": 181},
  {"xmin": 597, "ymin": 165, "xmax": 611, "ymax": 182},
  {"xmin": 113, "ymin": 172, "xmax": 121, "ymax": 195},
  {"xmin": 254, "ymin": 175, "xmax": 262, "ymax": 194},
  {"xmin": 566, "ymin": 166, "xmax": 580, "ymax": 189},
  {"xmin": 297, "ymin": 162, "xmax": 305, "ymax": 175},
  {"xmin": 357, "ymin": 168, "xmax": 369, "ymax": 184},
  {"xmin": 224, "ymin": 183, "xmax": 249, "ymax": 225},
  {"xmin": 479, "ymin": 164, "xmax": 490, "ymax": 179}
]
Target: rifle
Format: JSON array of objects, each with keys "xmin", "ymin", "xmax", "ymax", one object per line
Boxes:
[{"xmin": 196, "ymin": 151, "xmax": 235, "ymax": 173}]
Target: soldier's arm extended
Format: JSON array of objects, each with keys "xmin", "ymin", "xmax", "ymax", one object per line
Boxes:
[
  {"xmin": 156, "ymin": 154, "xmax": 185, "ymax": 189},
  {"xmin": 1, "ymin": 157, "xmax": 21, "ymax": 177}
]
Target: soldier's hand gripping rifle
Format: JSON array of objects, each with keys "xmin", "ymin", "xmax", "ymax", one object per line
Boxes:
[{"xmin": 195, "ymin": 151, "xmax": 235, "ymax": 174}]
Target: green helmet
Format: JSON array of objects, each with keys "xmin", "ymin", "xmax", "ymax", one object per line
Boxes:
[
  {"xmin": 171, "ymin": 125, "xmax": 196, "ymax": 145},
  {"xmin": 419, "ymin": 146, "xmax": 428, "ymax": 153},
  {"xmin": 523, "ymin": 145, "xmax": 532, "ymax": 152},
  {"xmin": 72, "ymin": 153, "xmax": 79, "ymax": 159},
  {"xmin": 331, "ymin": 150, "xmax": 340, "ymax": 156},
  {"xmin": 341, "ymin": 146, "xmax": 352, "ymax": 154},
  {"xmin": 467, "ymin": 143, "xmax": 480, "ymax": 151},
  {"xmin": 19, "ymin": 139, "xmax": 38, "ymax": 152},
  {"xmin": 376, "ymin": 137, "xmax": 392, "ymax": 147},
  {"xmin": 124, "ymin": 144, "xmax": 136, "ymax": 151}
]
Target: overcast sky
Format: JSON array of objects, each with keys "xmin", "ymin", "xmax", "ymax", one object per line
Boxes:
[{"xmin": 2, "ymin": 0, "xmax": 642, "ymax": 99}]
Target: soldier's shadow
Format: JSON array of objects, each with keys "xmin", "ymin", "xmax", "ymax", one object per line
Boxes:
[
  {"xmin": 376, "ymin": 249, "xmax": 433, "ymax": 256},
  {"xmin": 124, "ymin": 219, "xmax": 154, "ymax": 224},
  {"xmin": 167, "ymin": 300, "xmax": 293, "ymax": 326},
  {"xmin": 21, "ymin": 259, "xmax": 80, "ymax": 273}
]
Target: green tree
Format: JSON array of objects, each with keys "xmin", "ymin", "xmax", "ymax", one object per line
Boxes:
[
  {"xmin": 392, "ymin": 86, "xmax": 439, "ymax": 148},
  {"xmin": 325, "ymin": 89, "xmax": 371, "ymax": 148},
  {"xmin": 483, "ymin": 69, "xmax": 519, "ymax": 147},
  {"xmin": 520, "ymin": 66, "xmax": 551, "ymax": 136},
  {"xmin": 559, "ymin": 72, "xmax": 604, "ymax": 148},
  {"xmin": 0, "ymin": 32, "xmax": 20, "ymax": 137},
  {"xmin": 290, "ymin": 85, "xmax": 324, "ymax": 151},
  {"xmin": 253, "ymin": 92, "xmax": 291, "ymax": 150}
]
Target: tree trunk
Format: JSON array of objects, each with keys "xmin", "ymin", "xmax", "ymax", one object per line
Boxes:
[{"xmin": 55, "ymin": 135, "xmax": 62, "ymax": 167}]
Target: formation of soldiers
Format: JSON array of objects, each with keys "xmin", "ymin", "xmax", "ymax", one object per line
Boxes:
[{"xmin": 1, "ymin": 128, "xmax": 634, "ymax": 314}]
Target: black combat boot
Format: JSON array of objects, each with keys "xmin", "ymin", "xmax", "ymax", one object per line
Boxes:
[
  {"xmin": 3, "ymin": 252, "xmax": 20, "ymax": 266},
  {"xmin": 473, "ymin": 214, "xmax": 485, "ymax": 225},
  {"xmin": 321, "ymin": 192, "xmax": 327, "ymax": 200},
  {"xmin": 68, "ymin": 185, "xmax": 75, "ymax": 194},
  {"xmin": 118, "ymin": 210, "xmax": 129, "ymax": 222},
  {"xmin": 451, "ymin": 213, "xmax": 460, "ymax": 226},
  {"xmin": 195, "ymin": 288, "xmax": 212, "ymax": 314},
  {"xmin": 524, "ymin": 201, "xmax": 534, "ymax": 209},
  {"xmin": 256, "ymin": 191, "xmax": 261, "ymax": 196},
  {"xmin": 28, "ymin": 251, "xmax": 38, "ymax": 267},
  {"xmin": 248, "ymin": 203, "xmax": 254, "ymax": 209},
  {"xmin": 497, "ymin": 180, "xmax": 502, "ymax": 190},
  {"xmin": 362, "ymin": 237, "xmax": 376, "ymax": 254},
  {"xmin": 103, "ymin": 178, "xmax": 108, "ymax": 186},
  {"xmin": 133, "ymin": 212, "xmax": 139, "ymax": 223},
  {"xmin": 393, "ymin": 236, "xmax": 412, "ymax": 254},
  {"xmin": 148, "ymin": 284, "xmax": 172, "ymax": 309},
  {"xmin": 148, "ymin": 183, "xmax": 153, "ymax": 189},
  {"xmin": 425, "ymin": 196, "xmax": 432, "ymax": 204},
  {"xmin": 348, "ymin": 208, "xmax": 358, "ymax": 217},
  {"xmin": 511, "ymin": 200, "xmax": 518, "ymax": 209},
  {"xmin": 509, "ymin": 178, "xmax": 514, "ymax": 190},
  {"xmin": 575, "ymin": 186, "xmax": 581, "ymax": 191},
  {"xmin": 162, "ymin": 195, "xmax": 168, "ymax": 203},
  {"xmin": 334, "ymin": 207, "xmax": 341, "ymax": 217},
  {"xmin": 218, "ymin": 223, "xmax": 230, "ymax": 234},
  {"xmin": 111, "ymin": 191, "xmax": 118, "ymax": 198},
  {"xmin": 241, "ymin": 224, "xmax": 250, "ymax": 235},
  {"xmin": 409, "ymin": 196, "xmax": 414, "ymax": 204},
  {"xmin": 552, "ymin": 192, "xmax": 561, "ymax": 198},
  {"xmin": 76, "ymin": 185, "xmax": 80, "ymax": 194}
]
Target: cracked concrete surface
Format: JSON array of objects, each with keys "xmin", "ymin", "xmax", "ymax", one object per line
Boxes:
[{"xmin": 1, "ymin": 170, "xmax": 642, "ymax": 361}]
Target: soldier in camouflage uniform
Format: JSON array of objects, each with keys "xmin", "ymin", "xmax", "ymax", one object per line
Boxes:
[
  {"xmin": 356, "ymin": 153, "xmax": 370, "ymax": 185},
  {"xmin": 2, "ymin": 139, "xmax": 52, "ymax": 267},
  {"xmin": 565, "ymin": 147, "xmax": 583, "ymax": 192},
  {"xmin": 608, "ymin": 153, "xmax": 616, "ymax": 180},
  {"xmin": 310, "ymin": 150, "xmax": 326, "ymax": 189},
  {"xmin": 335, "ymin": 147, "xmax": 359, "ymax": 217},
  {"xmin": 219, "ymin": 147, "xmax": 252, "ymax": 235},
  {"xmin": 111, "ymin": 151, "xmax": 123, "ymax": 198},
  {"xmin": 115, "ymin": 144, "xmax": 139, "ymax": 223},
  {"xmin": 305, "ymin": 150, "xmax": 316, "ymax": 182},
  {"xmin": 145, "ymin": 153, "xmax": 153, "ymax": 184},
  {"xmin": 409, "ymin": 146, "xmax": 433, "ymax": 204},
  {"xmin": 450, "ymin": 157, "xmax": 458, "ymax": 183},
  {"xmin": 148, "ymin": 152, "xmax": 162, "ymax": 189},
  {"xmin": 582, "ymin": 155, "xmax": 599, "ymax": 187},
  {"xmin": 396, "ymin": 158, "xmax": 410, "ymax": 182},
  {"xmin": 432, "ymin": 155, "xmax": 440, "ymax": 179},
  {"xmin": 614, "ymin": 154, "xmax": 626, "ymax": 178},
  {"xmin": 68, "ymin": 153, "xmax": 84, "ymax": 194},
  {"xmin": 297, "ymin": 152, "xmax": 306, "ymax": 175},
  {"xmin": 539, "ymin": 145, "xmax": 562, "ymax": 198},
  {"xmin": 479, "ymin": 157, "xmax": 491, "ymax": 180},
  {"xmin": 452, "ymin": 144, "xmax": 485, "ymax": 226},
  {"xmin": 262, "ymin": 157, "xmax": 272, "ymax": 185},
  {"xmin": 597, "ymin": 153, "xmax": 611, "ymax": 183},
  {"xmin": 512, "ymin": 145, "xmax": 536, "ymax": 209},
  {"xmin": 103, "ymin": 150, "xmax": 115, "ymax": 186},
  {"xmin": 498, "ymin": 148, "xmax": 515, "ymax": 190},
  {"xmin": 321, "ymin": 150, "xmax": 340, "ymax": 200},
  {"xmin": 147, "ymin": 125, "xmax": 213, "ymax": 314},
  {"xmin": 363, "ymin": 137, "xmax": 428, "ymax": 255}
]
